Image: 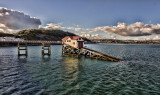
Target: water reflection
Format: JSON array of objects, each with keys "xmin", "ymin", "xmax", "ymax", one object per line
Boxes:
[
  {"xmin": 62, "ymin": 56, "xmax": 83, "ymax": 81},
  {"xmin": 18, "ymin": 56, "xmax": 28, "ymax": 61},
  {"xmin": 41, "ymin": 56, "xmax": 51, "ymax": 62}
]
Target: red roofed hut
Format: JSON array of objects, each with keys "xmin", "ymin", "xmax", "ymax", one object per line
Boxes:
[{"xmin": 62, "ymin": 36, "xmax": 84, "ymax": 48}]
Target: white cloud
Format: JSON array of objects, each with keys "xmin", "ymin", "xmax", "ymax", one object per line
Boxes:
[
  {"xmin": 0, "ymin": 24, "xmax": 5, "ymax": 28},
  {"xmin": 44, "ymin": 23, "xmax": 62, "ymax": 29},
  {"xmin": 44, "ymin": 23, "xmax": 84, "ymax": 32},
  {"xmin": 44, "ymin": 22, "xmax": 160, "ymax": 40},
  {"xmin": 110, "ymin": 35, "xmax": 116, "ymax": 39},
  {"xmin": 66, "ymin": 27, "xmax": 74, "ymax": 30},
  {"xmin": 81, "ymin": 32, "xmax": 87, "ymax": 34},
  {"xmin": 75, "ymin": 28, "xmax": 83, "ymax": 31},
  {"xmin": 0, "ymin": 13, "xmax": 3, "ymax": 16},
  {"xmin": 0, "ymin": 28, "xmax": 4, "ymax": 32},
  {"xmin": 5, "ymin": 12, "xmax": 9, "ymax": 15},
  {"xmin": 153, "ymin": 36, "xmax": 160, "ymax": 40},
  {"xmin": 80, "ymin": 33, "xmax": 105, "ymax": 39},
  {"xmin": 0, "ymin": 7, "xmax": 41, "ymax": 33},
  {"xmin": 92, "ymin": 22, "xmax": 160, "ymax": 36}
]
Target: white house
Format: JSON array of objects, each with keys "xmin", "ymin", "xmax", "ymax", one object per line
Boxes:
[{"xmin": 62, "ymin": 36, "xmax": 84, "ymax": 48}]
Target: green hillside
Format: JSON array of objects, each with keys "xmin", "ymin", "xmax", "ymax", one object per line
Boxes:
[{"xmin": 15, "ymin": 29, "xmax": 76, "ymax": 41}]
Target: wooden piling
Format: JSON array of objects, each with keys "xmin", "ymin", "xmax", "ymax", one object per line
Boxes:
[
  {"xmin": 18, "ymin": 42, "xmax": 28, "ymax": 57},
  {"xmin": 42, "ymin": 43, "xmax": 51, "ymax": 56}
]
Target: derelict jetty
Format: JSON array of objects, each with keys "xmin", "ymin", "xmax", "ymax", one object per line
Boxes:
[
  {"xmin": 62, "ymin": 36, "xmax": 122, "ymax": 62},
  {"xmin": 0, "ymin": 36, "xmax": 122, "ymax": 62}
]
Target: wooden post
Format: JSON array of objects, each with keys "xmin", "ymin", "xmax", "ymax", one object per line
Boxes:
[
  {"xmin": 62, "ymin": 44, "xmax": 64, "ymax": 55},
  {"xmin": 18, "ymin": 43, "xmax": 20, "ymax": 56},
  {"xmin": 48, "ymin": 46, "xmax": 51, "ymax": 55},
  {"xmin": 18, "ymin": 42, "xmax": 27, "ymax": 57},
  {"xmin": 42, "ymin": 43, "xmax": 51, "ymax": 56},
  {"xmin": 25, "ymin": 43, "xmax": 28, "ymax": 56},
  {"xmin": 42, "ymin": 43, "xmax": 44, "ymax": 56}
]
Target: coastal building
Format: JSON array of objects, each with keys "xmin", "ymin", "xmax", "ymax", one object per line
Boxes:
[{"xmin": 62, "ymin": 36, "xmax": 84, "ymax": 48}]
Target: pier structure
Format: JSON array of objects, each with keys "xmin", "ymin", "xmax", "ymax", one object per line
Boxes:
[
  {"xmin": 41, "ymin": 43, "xmax": 51, "ymax": 56},
  {"xmin": 18, "ymin": 42, "xmax": 28, "ymax": 57},
  {"xmin": 0, "ymin": 40, "xmax": 61, "ymax": 45},
  {"xmin": 62, "ymin": 43, "xmax": 122, "ymax": 62},
  {"xmin": 17, "ymin": 41, "xmax": 52, "ymax": 57},
  {"xmin": 62, "ymin": 36, "xmax": 122, "ymax": 62},
  {"xmin": 1, "ymin": 39, "xmax": 122, "ymax": 62},
  {"xmin": 5, "ymin": 40, "xmax": 58, "ymax": 57}
]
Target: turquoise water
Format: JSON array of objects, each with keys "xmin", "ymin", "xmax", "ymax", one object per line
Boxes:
[{"xmin": 0, "ymin": 44, "xmax": 160, "ymax": 95}]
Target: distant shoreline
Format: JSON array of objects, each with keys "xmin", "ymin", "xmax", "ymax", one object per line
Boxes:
[
  {"xmin": 90, "ymin": 39, "xmax": 160, "ymax": 44},
  {"xmin": 1, "ymin": 41, "xmax": 160, "ymax": 47}
]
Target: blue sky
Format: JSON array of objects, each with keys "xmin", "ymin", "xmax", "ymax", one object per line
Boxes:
[{"xmin": 1, "ymin": 0, "xmax": 160, "ymax": 40}]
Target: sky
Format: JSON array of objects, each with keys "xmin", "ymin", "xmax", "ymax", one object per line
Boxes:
[{"xmin": 1, "ymin": 0, "xmax": 160, "ymax": 40}]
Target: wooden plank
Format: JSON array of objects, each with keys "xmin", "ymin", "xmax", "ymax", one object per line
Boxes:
[
  {"xmin": 19, "ymin": 49, "xmax": 27, "ymax": 50},
  {"xmin": 18, "ymin": 45, "xmax": 27, "ymax": 47},
  {"xmin": 62, "ymin": 43, "xmax": 122, "ymax": 62},
  {"xmin": 18, "ymin": 54, "xmax": 27, "ymax": 56},
  {"xmin": 82, "ymin": 47, "xmax": 122, "ymax": 62}
]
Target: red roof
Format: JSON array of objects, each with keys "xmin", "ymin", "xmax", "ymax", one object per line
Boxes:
[
  {"xmin": 62, "ymin": 36, "xmax": 81, "ymax": 41},
  {"xmin": 70, "ymin": 36, "xmax": 81, "ymax": 40},
  {"xmin": 62, "ymin": 36, "xmax": 69, "ymax": 41}
]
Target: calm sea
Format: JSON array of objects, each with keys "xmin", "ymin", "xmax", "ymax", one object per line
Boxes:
[{"xmin": 0, "ymin": 44, "xmax": 160, "ymax": 95}]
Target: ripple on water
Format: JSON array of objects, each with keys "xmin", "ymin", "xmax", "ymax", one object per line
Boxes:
[{"xmin": 0, "ymin": 45, "xmax": 160, "ymax": 95}]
